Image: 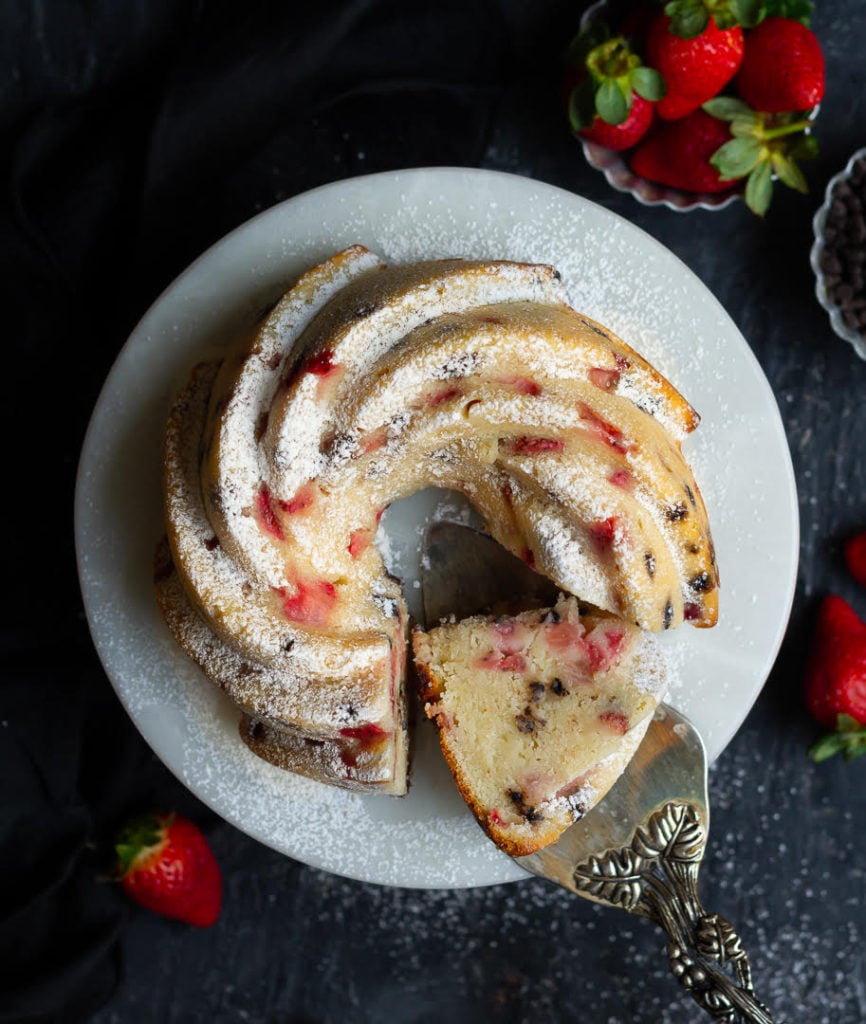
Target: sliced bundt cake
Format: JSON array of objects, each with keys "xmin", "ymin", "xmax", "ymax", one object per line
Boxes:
[{"xmin": 156, "ymin": 245, "xmax": 716, "ymax": 795}]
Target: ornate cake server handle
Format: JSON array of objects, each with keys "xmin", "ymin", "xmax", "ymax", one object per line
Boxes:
[
  {"xmin": 518, "ymin": 706, "xmax": 779, "ymax": 1024},
  {"xmin": 421, "ymin": 522, "xmax": 781, "ymax": 1023}
]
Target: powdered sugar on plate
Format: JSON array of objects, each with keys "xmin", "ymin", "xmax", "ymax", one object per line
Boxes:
[{"xmin": 75, "ymin": 168, "xmax": 798, "ymax": 888}]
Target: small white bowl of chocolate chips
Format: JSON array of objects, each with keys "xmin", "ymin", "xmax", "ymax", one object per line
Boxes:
[{"xmin": 811, "ymin": 146, "xmax": 866, "ymax": 360}]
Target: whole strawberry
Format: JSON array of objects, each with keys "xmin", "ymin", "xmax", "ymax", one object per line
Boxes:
[
  {"xmin": 580, "ymin": 94, "xmax": 655, "ymax": 151},
  {"xmin": 804, "ymin": 595, "xmax": 866, "ymax": 762},
  {"xmin": 646, "ymin": 7, "xmax": 745, "ymax": 121},
  {"xmin": 735, "ymin": 16, "xmax": 825, "ymax": 113},
  {"xmin": 565, "ymin": 23, "xmax": 664, "ymax": 151},
  {"xmin": 845, "ymin": 531, "xmax": 866, "ymax": 588},
  {"xmin": 115, "ymin": 813, "xmax": 222, "ymax": 926},
  {"xmin": 630, "ymin": 108, "xmax": 736, "ymax": 193}
]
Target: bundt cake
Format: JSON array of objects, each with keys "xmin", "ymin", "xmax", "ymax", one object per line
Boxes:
[
  {"xmin": 155, "ymin": 244, "xmax": 717, "ymax": 798},
  {"xmin": 412, "ymin": 595, "xmax": 667, "ymax": 856}
]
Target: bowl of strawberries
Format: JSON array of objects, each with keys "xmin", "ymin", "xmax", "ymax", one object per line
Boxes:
[{"xmin": 565, "ymin": 0, "xmax": 825, "ymax": 214}]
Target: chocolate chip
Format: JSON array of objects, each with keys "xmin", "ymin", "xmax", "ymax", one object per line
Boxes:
[
  {"xmin": 550, "ymin": 677, "xmax": 569, "ymax": 696},
  {"xmin": 644, "ymin": 552, "xmax": 656, "ymax": 577},
  {"xmin": 508, "ymin": 788, "xmax": 544, "ymax": 823},
  {"xmin": 529, "ymin": 682, "xmax": 546, "ymax": 703},
  {"xmin": 689, "ymin": 571, "xmax": 713, "ymax": 593},
  {"xmin": 822, "ymin": 157, "xmax": 866, "ymax": 338},
  {"xmin": 664, "ymin": 501, "xmax": 688, "ymax": 522},
  {"xmin": 663, "ymin": 600, "xmax": 674, "ymax": 630},
  {"xmin": 515, "ymin": 713, "xmax": 536, "ymax": 734}
]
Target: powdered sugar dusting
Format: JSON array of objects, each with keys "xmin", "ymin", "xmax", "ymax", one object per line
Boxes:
[{"xmin": 76, "ymin": 169, "xmax": 798, "ymax": 888}]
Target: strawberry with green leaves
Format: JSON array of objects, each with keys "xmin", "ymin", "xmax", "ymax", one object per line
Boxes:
[
  {"xmin": 736, "ymin": 15, "xmax": 825, "ymax": 113},
  {"xmin": 629, "ymin": 108, "xmax": 736, "ymax": 193},
  {"xmin": 115, "ymin": 813, "xmax": 223, "ymax": 927},
  {"xmin": 805, "ymin": 595, "xmax": 866, "ymax": 763},
  {"xmin": 704, "ymin": 96, "xmax": 817, "ymax": 214},
  {"xmin": 565, "ymin": 23, "xmax": 665, "ymax": 152},
  {"xmin": 646, "ymin": 0, "xmax": 758, "ymax": 121}
]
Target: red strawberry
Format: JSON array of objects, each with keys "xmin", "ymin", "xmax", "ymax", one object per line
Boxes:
[
  {"xmin": 564, "ymin": 24, "xmax": 664, "ymax": 151},
  {"xmin": 115, "ymin": 813, "xmax": 222, "ymax": 927},
  {"xmin": 630, "ymin": 109, "xmax": 736, "ymax": 194},
  {"xmin": 580, "ymin": 94, "xmax": 655, "ymax": 152},
  {"xmin": 804, "ymin": 595, "xmax": 866, "ymax": 763},
  {"xmin": 646, "ymin": 12, "xmax": 744, "ymax": 121},
  {"xmin": 845, "ymin": 531, "xmax": 866, "ymax": 588},
  {"xmin": 735, "ymin": 17, "xmax": 825, "ymax": 113}
]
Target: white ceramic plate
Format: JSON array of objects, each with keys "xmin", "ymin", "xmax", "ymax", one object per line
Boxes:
[{"xmin": 75, "ymin": 167, "xmax": 799, "ymax": 889}]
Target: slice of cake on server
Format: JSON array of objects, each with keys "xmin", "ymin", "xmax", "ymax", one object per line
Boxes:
[{"xmin": 412, "ymin": 595, "xmax": 668, "ymax": 856}]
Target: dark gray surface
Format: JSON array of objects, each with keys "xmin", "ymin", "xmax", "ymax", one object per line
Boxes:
[{"xmin": 4, "ymin": 1, "xmax": 865, "ymax": 1021}]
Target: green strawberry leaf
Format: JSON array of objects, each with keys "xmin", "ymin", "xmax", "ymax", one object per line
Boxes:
[
  {"xmin": 731, "ymin": 118, "xmax": 762, "ymax": 139},
  {"xmin": 632, "ymin": 66, "xmax": 666, "ymax": 102},
  {"xmin": 790, "ymin": 133, "xmax": 819, "ymax": 161},
  {"xmin": 807, "ymin": 732, "xmax": 849, "ymax": 763},
  {"xmin": 596, "ymin": 78, "xmax": 630, "ymax": 126},
  {"xmin": 712, "ymin": 138, "xmax": 763, "ymax": 179},
  {"xmin": 729, "ymin": 0, "xmax": 764, "ymax": 27},
  {"xmin": 745, "ymin": 160, "xmax": 774, "ymax": 216},
  {"xmin": 114, "ymin": 813, "xmax": 165, "ymax": 876},
  {"xmin": 771, "ymin": 150, "xmax": 808, "ymax": 192},
  {"xmin": 703, "ymin": 97, "xmax": 755, "ymax": 123},
  {"xmin": 761, "ymin": 0, "xmax": 813, "ymax": 25},
  {"xmin": 665, "ymin": 0, "xmax": 709, "ymax": 38},
  {"xmin": 809, "ymin": 720, "xmax": 866, "ymax": 762},
  {"xmin": 568, "ymin": 78, "xmax": 597, "ymax": 132}
]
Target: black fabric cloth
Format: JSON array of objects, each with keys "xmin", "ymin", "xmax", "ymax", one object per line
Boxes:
[{"xmin": 0, "ymin": 2, "xmax": 573, "ymax": 1020}]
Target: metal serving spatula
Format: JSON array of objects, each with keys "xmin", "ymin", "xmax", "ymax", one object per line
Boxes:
[{"xmin": 420, "ymin": 521, "xmax": 778, "ymax": 1024}]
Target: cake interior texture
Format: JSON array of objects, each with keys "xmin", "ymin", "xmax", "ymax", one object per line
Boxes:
[{"xmin": 413, "ymin": 595, "xmax": 668, "ymax": 855}]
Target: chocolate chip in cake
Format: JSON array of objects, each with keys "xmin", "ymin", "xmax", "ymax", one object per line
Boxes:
[
  {"xmin": 663, "ymin": 599, "xmax": 674, "ymax": 630},
  {"xmin": 644, "ymin": 551, "xmax": 656, "ymax": 577},
  {"xmin": 550, "ymin": 677, "xmax": 569, "ymax": 697},
  {"xmin": 515, "ymin": 713, "xmax": 536, "ymax": 733},
  {"xmin": 507, "ymin": 788, "xmax": 544, "ymax": 823},
  {"xmin": 529, "ymin": 682, "xmax": 546, "ymax": 703},
  {"xmin": 515, "ymin": 705, "xmax": 547, "ymax": 733},
  {"xmin": 689, "ymin": 571, "xmax": 713, "ymax": 593},
  {"xmin": 664, "ymin": 501, "xmax": 689, "ymax": 522}
]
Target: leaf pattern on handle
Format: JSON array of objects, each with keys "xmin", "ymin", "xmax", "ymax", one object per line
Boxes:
[{"xmin": 571, "ymin": 802, "xmax": 777, "ymax": 1024}]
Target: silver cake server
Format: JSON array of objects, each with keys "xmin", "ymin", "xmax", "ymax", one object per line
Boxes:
[{"xmin": 420, "ymin": 521, "xmax": 778, "ymax": 1024}]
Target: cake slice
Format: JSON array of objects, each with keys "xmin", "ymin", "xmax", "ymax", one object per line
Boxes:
[{"xmin": 412, "ymin": 595, "xmax": 667, "ymax": 856}]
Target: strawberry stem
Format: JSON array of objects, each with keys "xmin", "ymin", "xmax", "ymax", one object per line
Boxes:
[{"xmin": 761, "ymin": 119, "xmax": 813, "ymax": 140}]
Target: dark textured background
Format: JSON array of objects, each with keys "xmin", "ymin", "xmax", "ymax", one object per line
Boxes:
[{"xmin": 2, "ymin": 2, "xmax": 865, "ymax": 1022}]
